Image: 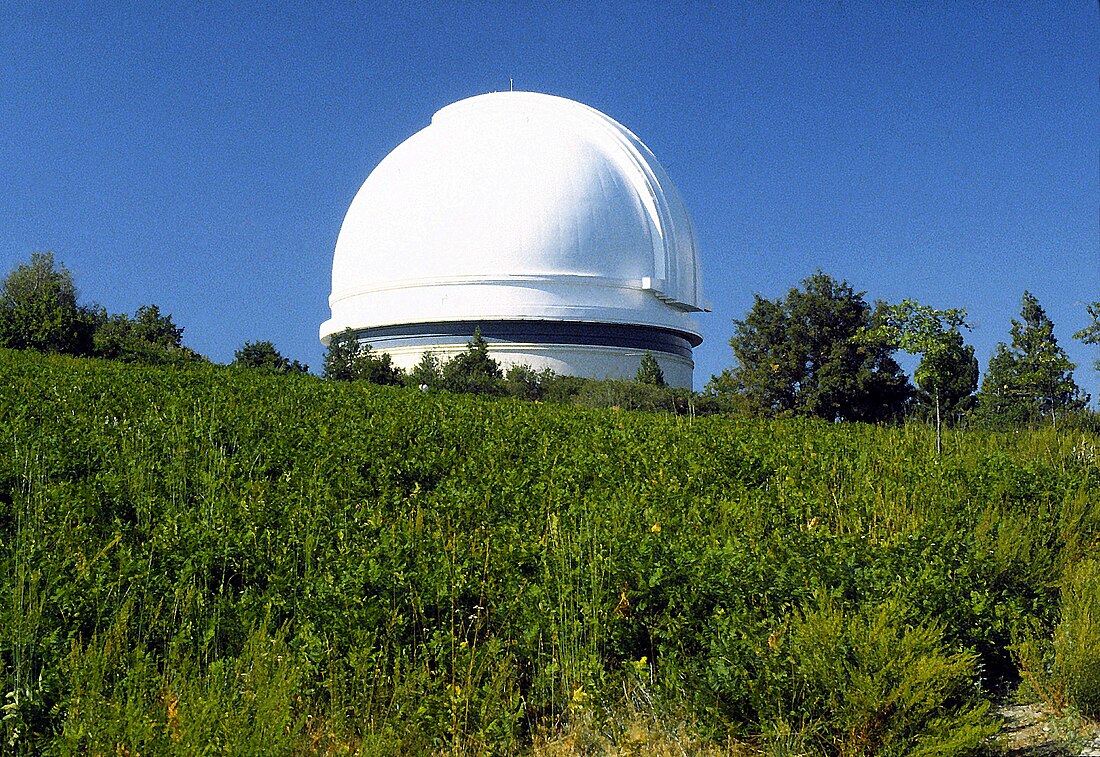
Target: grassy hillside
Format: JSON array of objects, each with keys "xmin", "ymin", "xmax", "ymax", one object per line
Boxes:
[{"xmin": 1, "ymin": 349, "xmax": 1098, "ymax": 754}]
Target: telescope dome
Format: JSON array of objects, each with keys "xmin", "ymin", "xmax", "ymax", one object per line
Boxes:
[{"xmin": 321, "ymin": 91, "xmax": 706, "ymax": 387}]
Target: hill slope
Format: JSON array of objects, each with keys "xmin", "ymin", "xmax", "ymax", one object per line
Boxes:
[{"xmin": 1, "ymin": 349, "xmax": 1097, "ymax": 754}]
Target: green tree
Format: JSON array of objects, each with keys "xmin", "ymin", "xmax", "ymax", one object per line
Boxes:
[
  {"xmin": 863, "ymin": 300, "xmax": 978, "ymax": 454},
  {"xmin": 1074, "ymin": 300, "xmax": 1100, "ymax": 373},
  {"xmin": 92, "ymin": 304, "xmax": 202, "ymax": 364},
  {"xmin": 441, "ymin": 329, "xmax": 503, "ymax": 395},
  {"xmin": 503, "ymin": 363, "xmax": 556, "ymax": 401},
  {"xmin": 0, "ymin": 252, "xmax": 95, "ymax": 354},
  {"xmin": 232, "ymin": 341, "xmax": 308, "ymax": 374},
  {"xmin": 322, "ymin": 329, "xmax": 402, "ymax": 385},
  {"xmin": 710, "ymin": 272, "xmax": 911, "ymax": 422},
  {"xmin": 409, "ymin": 350, "xmax": 444, "ymax": 389},
  {"xmin": 975, "ymin": 291, "xmax": 1088, "ymax": 427},
  {"xmin": 635, "ymin": 352, "xmax": 666, "ymax": 386}
]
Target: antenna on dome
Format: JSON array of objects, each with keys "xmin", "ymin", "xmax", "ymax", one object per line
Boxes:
[{"xmin": 509, "ymin": 77, "xmax": 513, "ymax": 91}]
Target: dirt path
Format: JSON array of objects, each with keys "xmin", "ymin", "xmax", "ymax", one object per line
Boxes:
[{"xmin": 997, "ymin": 704, "xmax": 1100, "ymax": 756}]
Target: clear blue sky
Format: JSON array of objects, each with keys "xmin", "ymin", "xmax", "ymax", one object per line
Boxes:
[{"xmin": 3, "ymin": 1, "xmax": 1098, "ymax": 400}]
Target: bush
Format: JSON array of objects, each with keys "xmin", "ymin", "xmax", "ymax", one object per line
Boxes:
[
  {"xmin": 503, "ymin": 363, "xmax": 556, "ymax": 401},
  {"xmin": 756, "ymin": 596, "xmax": 998, "ymax": 755},
  {"xmin": 92, "ymin": 305, "xmax": 204, "ymax": 365},
  {"xmin": 1054, "ymin": 558, "xmax": 1100, "ymax": 717},
  {"xmin": 572, "ymin": 378, "xmax": 694, "ymax": 414}
]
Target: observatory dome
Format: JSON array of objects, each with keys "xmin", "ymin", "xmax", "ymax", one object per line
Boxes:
[{"xmin": 321, "ymin": 91, "xmax": 706, "ymax": 387}]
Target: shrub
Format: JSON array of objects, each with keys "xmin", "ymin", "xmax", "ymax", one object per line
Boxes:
[
  {"xmin": 1053, "ymin": 557, "xmax": 1100, "ymax": 717},
  {"xmin": 503, "ymin": 363, "xmax": 556, "ymax": 401},
  {"xmin": 408, "ymin": 349, "xmax": 444, "ymax": 389},
  {"xmin": 755, "ymin": 596, "xmax": 998, "ymax": 755}
]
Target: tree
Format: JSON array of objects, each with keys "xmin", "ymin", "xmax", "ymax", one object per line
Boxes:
[
  {"xmin": 441, "ymin": 329, "xmax": 503, "ymax": 395},
  {"xmin": 1074, "ymin": 300, "xmax": 1100, "ymax": 373},
  {"xmin": 408, "ymin": 350, "xmax": 444, "ymax": 389},
  {"xmin": 92, "ymin": 304, "xmax": 202, "ymax": 364},
  {"xmin": 863, "ymin": 300, "xmax": 978, "ymax": 454},
  {"xmin": 710, "ymin": 272, "xmax": 911, "ymax": 422},
  {"xmin": 232, "ymin": 340, "xmax": 308, "ymax": 374},
  {"xmin": 0, "ymin": 252, "xmax": 95, "ymax": 354},
  {"xmin": 503, "ymin": 363, "xmax": 556, "ymax": 401},
  {"xmin": 975, "ymin": 291, "xmax": 1088, "ymax": 427},
  {"xmin": 322, "ymin": 329, "xmax": 402, "ymax": 385},
  {"xmin": 635, "ymin": 352, "xmax": 666, "ymax": 386}
]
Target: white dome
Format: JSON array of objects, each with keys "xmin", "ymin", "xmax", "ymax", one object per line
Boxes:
[{"xmin": 321, "ymin": 91, "xmax": 706, "ymax": 386}]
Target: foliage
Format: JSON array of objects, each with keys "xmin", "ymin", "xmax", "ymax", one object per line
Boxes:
[
  {"xmin": 975, "ymin": 291, "xmax": 1088, "ymax": 427},
  {"xmin": 1, "ymin": 349, "xmax": 1098, "ymax": 752},
  {"xmin": 322, "ymin": 328, "xmax": 403, "ymax": 385},
  {"xmin": 866, "ymin": 300, "xmax": 977, "ymax": 417},
  {"xmin": 0, "ymin": 253, "xmax": 206, "ymax": 366},
  {"xmin": 502, "ymin": 363, "xmax": 558, "ymax": 401},
  {"xmin": 232, "ymin": 340, "xmax": 308, "ymax": 374},
  {"xmin": 712, "ymin": 271, "xmax": 911, "ymax": 422},
  {"xmin": 753, "ymin": 596, "xmax": 997, "ymax": 755},
  {"xmin": 0, "ymin": 252, "xmax": 95, "ymax": 355},
  {"xmin": 571, "ymin": 378, "xmax": 695, "ymax": 414},
  {"xmin": 408, "ymin": 349, "xmax": 444, "ymax": 389},
  {"xmin": 1074, "ymin": 300, "xmax": 1100, "ymax": 373},
  {"xmin": 635, "ymin": 352, "xmax": 666, "ymax": 386},
  {"xmin": 92, "ymin": 304, "xmax": 204, "ymax": 365},
  {"xmin": 1053, "ymin": 558, "xmax": 1100, "ymax": 717},
  {"xmin": 440, "ymin": 328, "xmax": 504, "ymax": 395},
  {"xmin": 863, "ymin": 300, "xmax": 978, "ymax": 453}
]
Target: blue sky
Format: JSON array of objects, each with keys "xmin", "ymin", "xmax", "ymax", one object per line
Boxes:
[{"xmin": 3, "ymin": 1, "xmax": 1097, "ymax": 399}]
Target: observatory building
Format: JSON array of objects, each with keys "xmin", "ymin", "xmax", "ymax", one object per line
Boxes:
[{"xmin": 320, "ymin": 91, "xmax": 706, "ymax": 387}]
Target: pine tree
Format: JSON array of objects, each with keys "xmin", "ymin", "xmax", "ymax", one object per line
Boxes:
[
  {"xmin": 710, "ymin": 272, "xmax": 911, "ymax": 422},
  {"xmin": 409, "ymin": 350, "xmax": 443, "ymax": 389},
  {"xmin": 635, "ymin": 352, "xmax": 666, "ymax": 386},
  {"xmin": 441, "ymin": 329, "xmax": 503, "ymax": 395},
  {"xmin": 1074, "ymin": 300, "xmax": 1100, "ymax": 373},
  {"xmin": 976, "ymin": 291, "xmax": 1088, "ymax": 427}
]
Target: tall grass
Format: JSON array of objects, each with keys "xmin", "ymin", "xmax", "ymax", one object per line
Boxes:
[{"xmin": 0, "ymin": 349, "xmax": 1097, "ymax": 753}]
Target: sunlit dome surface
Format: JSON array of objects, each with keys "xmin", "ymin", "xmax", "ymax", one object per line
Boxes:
[{"xmin": 321, "ymin": 91, "xmax": 706, "ymax": 387}]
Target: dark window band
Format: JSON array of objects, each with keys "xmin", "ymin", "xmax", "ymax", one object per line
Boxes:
[{"xmin": 354, "ymin": 320, "xmax": 699, "ymax": 359}]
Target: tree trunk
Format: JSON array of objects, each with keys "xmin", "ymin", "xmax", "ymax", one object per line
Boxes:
[{"xmin": 935, "ymin": 387, "xmax": 942, "ymax": 457}]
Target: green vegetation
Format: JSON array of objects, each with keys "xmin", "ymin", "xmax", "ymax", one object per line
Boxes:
[
  {"xmin": 975, "ymin": 291, "xmax": 1089, "ymax": 428},
  {"xmin": 2, "ymin": 348, "xmax": 1098, "ymax": 754},
  {"xmin": 440, "ymin": 329, "xmax": 504, "ymax": 395},
  {"xmin": 90, "ymin": 304, "xmax": 203, "ymax": 366},
  {"xmin": 232, "ymin": 340, "xmax": 309, "ymax": 374},
  {"xmin": 0, "ymin": 253, "xmax": 95, "ymax": 355},
  {"xmin": 708, "ymin": 272, "xmax": 912, "ymax": 423},
  {"xmin": 0, "ymin": 253, "xmax": 203, "ymax": 366},
  {"xmin": 322, "ymin": 328, "xmax": 403, "ymax": 385},
  {"xmin": 1053, "ymin": 558, "xmax": 1100, "ymax": 718},
  {"xmin": 863, "ymin": 301, "xmax": 978, "ymax": 454},
  {"xmin": 1075, "ymin": 300, "xmax": 1100, "ymax": 374},
  {"xmin": 635, "ymin": 352, "xmax": 666, "ymax": 387}
]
